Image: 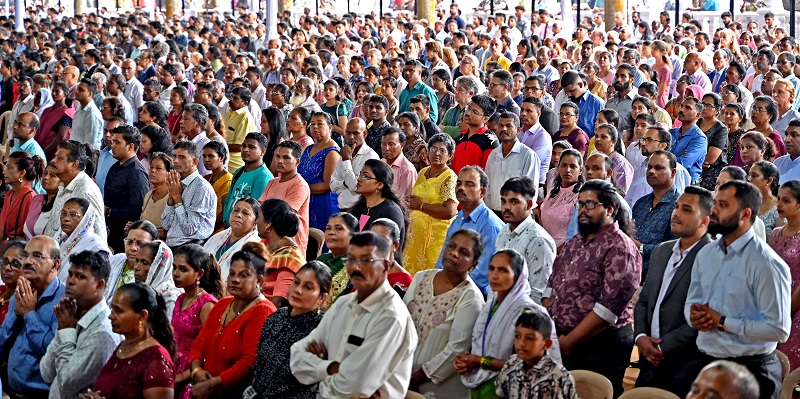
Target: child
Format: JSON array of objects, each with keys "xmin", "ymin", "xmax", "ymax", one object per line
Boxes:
[{"xmin": 495, "ymin": 311, "xmax": 578, "ymax": 399}]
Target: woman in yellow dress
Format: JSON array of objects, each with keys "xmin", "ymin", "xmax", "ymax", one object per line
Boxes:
[{"xmin": 402, "ymin": 133, "xmax": 458, "ymax": 276}]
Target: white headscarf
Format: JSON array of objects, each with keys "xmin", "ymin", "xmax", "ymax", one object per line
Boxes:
[
  {"xmin": 57, "ymin": 204, "xmax": 110, "ymax": 282},
  {"xmin": 143, "ymin": 240, "xmax": 182, "ymax": 318},
  {"xmin": 36, "ymin": 88, "xmax": 54, "ymax": 118},
  {"xmin": 462, "ymin": 255, "xmax": 561, "ymax": 389},
  {"xmin": 203, "ymin": 227, "xmax": 261, "ymax": 284}
]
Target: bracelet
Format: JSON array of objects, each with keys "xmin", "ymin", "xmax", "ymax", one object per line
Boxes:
[
  {"xmin": 479, "ymin": 356, "xmax": 494, "ymax": 370},
  {"xmin": 190, "ymin": 367, "xmax": 201, "ymax": 379},
  {"xmin": 419, "ymin": 203, "xmax": 425, "ymax": 212}
]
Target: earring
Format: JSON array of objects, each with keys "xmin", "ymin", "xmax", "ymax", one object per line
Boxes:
[
  {"xmin": 138, "ymin": 319, "xmax": 143, "ymax": 335},
  {"xmin": 196, "ymin": 279, "xmax": 200, "ymax": 286},
  {"xmin": 17, "ymin": 178, "xmax": 22, "ymax": 183}
]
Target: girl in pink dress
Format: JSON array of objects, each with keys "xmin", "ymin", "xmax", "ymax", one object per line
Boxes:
[
  {"xmin": 171, "ymin": 244, "xmax": 225, "ymax": 399},
  {"xmin": 540, "ymin": 149, "xmax": 585, "ymax": 249},
  {"xmin": 773, "ymin": 181, "xmax": 800, "ymax": 368}
]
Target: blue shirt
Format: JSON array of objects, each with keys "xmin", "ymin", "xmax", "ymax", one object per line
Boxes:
[
  {"xmin": 574, "ymin": 90, "xmax": 605, "ymax": 138},
  {"xmin": 702, "ymin": 0, "xmax": 719, "ymax": 10},
  {"xmin": 685, "ymin": 228, "xmax": 791, "ymax": 358},
  {"xmin": 398, "ymin": 81, "xmax": 439, "ymax": 123},
  {"xmin": 96, "ymin": 148, "xmax": 115, "ymax": 197},
  {"xmin": 566, "ymin": 192, "xmax": 631, "ymax": 242},
  {"xmin": 631, "ymin": 186, "xmax": 680, "ymax": 275},
  {"xmin": 0, "ymin": 278, "xmax": 66, "ymax": 392},
  {"xmin": 670, "ymin": 124, "xmax": 708, "ymax": 181},
  {"xmin": 11, "ymin": 139, "xmax": 46, "ymax": 194},
  {"xmin": 775, "ymin": 154, "xmax": 800, "ymax": 184},
  {"xmin": 433, "ymin": 201, "xmax": 504, "ymax": 294}
]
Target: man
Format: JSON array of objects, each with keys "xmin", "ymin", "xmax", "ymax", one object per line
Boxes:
[
  {"xmin": 686, "ymin": 181, "xmax": 791, "ymax": 399},
  {"xmin": 7, "ymin": 76, "xmax": 34, "ymax": 139},
  {"xmin": 62, "ymin": 66, "xmax": 80, "ymax": 103},
  {"xmin": 775, "ymin": 119, "xmax": 800, "ymax": 183},
  {"xmin": 223, "ymin": 133, "xmax": 273, "ymax": 226},
  {"xmin": 544, "ymin": 180, "xmax": 642, "ymax": 397},
  {"xmin": 724, "ymin": 61, "xmax": 754, "ymax": 108},
  {"xmin": 682, "ymin": 52, "xmax": 712, "ymax": 93},
  {"xmin": 136, "ymin": 50, "xmax": 157, "ymax": 84},
  {"xmin": 484, "ymin": 38, "xmax": 512, "ymax": 71},
  {"xmin": 558, "ymin": 71, "xmax": 605, "ymax": 138},
  {"xmin": 225, "ymin": 87, "xmax": 258, "ymax": 171},
  {"xmin": 381, "ymin": 127, "xmax": 417, "ymax": 198},
  {"xmin": 71, "ymin": 79, "xmax": 104, "ymax": 150},
  {"xmin": 632, "ymin": 151, "xmax": 681, "ymax": 277},
  {"xmin": 774, "ymin": 53, "xmax": 800, "ymax": 107},
  {"xmin": 445, "ymin": 3, "xmax": 466, "ymax": 31},
  {"xmin": 452, "ymin": 95, "xmax": 499, "ymax": 174},
  {"xmin": 162, "ymin": 140, "xmax": 217, "ymax": 247},
  {"xmin": 634, "ymin": 186, "xmax": 713, "ymax": 397},
  {"xmin": 245, "ymin": 67, "xmax": 269, "ymax": 109},
  {"xmin": 495, "ymin": 177, "xmax": 555, "ymax": 304},
  {"xmin": 627, "ymin": 126, "xmax": 692, "ymax": 206},
  {"xmin": 670, "ymin": 98, "xmax": 708, "ymax": 182},
  {"xmin": 99, "ymin": 47, "xmax": 120, "ymax": 75},
  {"xmin": 10, "ymin": 111, "xmax": 46, "ymax": 161},
  {"xmin": 605, "ymin": 64, "xmax": 637, "ymax": 133},
  {"xmin": 746, "ymin": 49, "xmax": 775, "ymax": 94},
  {"xmin": 107, "ymin": 74, "xmax": 134, "ymax": 124},
  {"xmin": 44, "ymin": 141, "xmax": 106, "ymax": 240},
  {"xmin": 142, "ymin": 78, "xmax": 162, "ymax": 104},
  {"xmin": 488, "ymin": 70, "xmax": 521, "ymax": 117},
  {"xmin": 485, "ymin": 112, "xmax": 540, "ymax": 213},
  {"xmin": 95, "ymin": 117, "xmax": 124, "ymax": 197},
  {"xmin": 533, "ymin": 47, "xmax": 559, "ymax": 84},
  {"xmin": 398, "ymin": 60, "xmax": 438, "ymax": 122},
  {"xmin": 331, "ymin": 118, "xmax": 379, "ymax": 211},
  {"xmin": 290, "ymin": 231, "xmax": 417, "ymax": 398},
  {"xmin": 40, "ymin": 250, "xmax": 121, "ymax": 399},
  {"xmin": 709, "ymin": 50, "xmax": 730, "ymax": 94},
  {"xmin": 688, "ymin": 361, "xmax": 761, "ymax": 399},
  {"xmin": 440, "ymin": 76, "xmax": 478, "ymax": 139},
  {"xmin": 121, "ymin": 59, "xmax": 144, "ymax": 121},
  {"xmin": 263, "ymin": 49, "xmax": 282, "ymax": 85},
  {"xmin": 181, "ymin": 103, "xmax": 212, "ymax": 176},
  {"xmin": 260, "ymin": 141, "xmax": 311, "ymax": 252},
  {"xmin": 518, "ymin": 97, "xmax": 552, "ymax": 183},
  {"xmin": 0, "ymin": 236, "xmax": 66, "ymax": 398},
  {"xmin": 365, "ymin": 95, "xmax": 392, "ymax": 154},
  {"xmin": 409, "ymin": 95, "xmax": 441, "ymax": 140},
  {"xmin": 158, "ymin": 63, "xmax": 178, "ymax": 111},
  {"xmin": 103, "ymin": 125, "xmax": 149, "ymax": 254}
]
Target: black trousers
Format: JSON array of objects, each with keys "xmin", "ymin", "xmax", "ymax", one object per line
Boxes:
[
  {"xmin": 561, "ymin": 324, "xmax": 634, "ymax": 399},
  {"xmin": 712, "ymin": 352, "xmax": 783, "ymax": 399},
  {"xmin": 636, "ymin": 352, "xmax": 707, "ymax": 398}
]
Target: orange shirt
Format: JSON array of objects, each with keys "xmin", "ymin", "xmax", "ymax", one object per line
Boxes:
[{"xmin": 259, "ymin": 174, "xmax": 310, "ymax": 253}]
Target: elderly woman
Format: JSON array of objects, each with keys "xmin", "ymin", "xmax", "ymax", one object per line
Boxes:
[
  {"xmin": 189, "ymin": 243, "xmax": 276, "ymax": 399},
  {"xmin": 134, "ymin": 240, "xmax": 182, "ymax": 318},
  {"xmin": 772, "ymin": 79, "xmax": 800, "ymax": 133},
  {"xmin": 299, "ymin": 112, "xmax": 341, "ymax": 231},
  {"xmin": 204, "ymin": 198, "xmax": 262, "ymax": 283},
  {"xmin": 747, "ymin": 96, "xmax": 787, "ymax": 159},
  {"xmin": 697, "ymin": 93, "xmax": 730, "ymax": 190},
  {"xmin": 57, "ymin": 198, "xmax": 110, "ymax": 282},
  {"xmin": 405, "ymin": 229, "xmax": 485, "ymax": 397},
  {"xmin": 403, "ymin": 133, "xmax": 459, "ymax": 276},
  {"xmin": 455, "ymin": 249, "xmax": 560, "ymax": 397},
  {"xmin": 107, "ymin": 220, "xmax": 159, "ymax": 302},
  {"xmin": 0, "ymin": 240, "xmax": 24, "ymax": 324},
  {"xmin": 258, "ymin": 198, "xmax": 306, "ymax": 308}
]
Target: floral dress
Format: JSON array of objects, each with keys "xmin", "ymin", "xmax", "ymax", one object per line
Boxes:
[
  {"xmin": 172, "ymin": 292, "xmax": 218, "ymax": 399},
  {"xmin": 299, "ymin": 145, "xmax": 340, "ymax": 231}
]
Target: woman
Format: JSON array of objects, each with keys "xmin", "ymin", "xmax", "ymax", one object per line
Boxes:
[
  {"xmin": 350, "ymin": 159, "xmax": 406, "ymax": 237},
  {"xmin": 171, "ymin": 244, "xmax": 224, "ymax": 399},
  {"xmin": 723, "ymin": 103, "xmax": 748, "ymax": 166},
  {"xmin": 167, "ymin": 86, "xmax": 190, "ymax": 141},
  {"xmin": 370, "ymin": 218, "xmax": 413, "ymax": 292},
  {"xmin": 248, "ymin": 261, "xmax": 330, "ymax": 399},
  {"xmin": 541, "ymin": 149, "xmax": 584, "ymax": 249},
  {"xmin": 317, "ymin": 212, "xmax": 358, "ymax": 303},
  {"xmin": 403, "ymin": 134, "xmax": 459, "ymax": 275},
  {"xmin": 739, "ymin": 131, "xmax": 772, "ymax": 171},
  {"xmin": 204, "ymin": 198, "xmax": 262, "ymax": 282},
  {"xmin": 585, "ymin": 62, "xmax": 608, "ymax": 100},
  {"xmin": 748, "ymin": 96, "xmax": 787, "ymax": 159},
  {"xmin": 350, "ymin": 81, "xmax": 374, "ymax": 120},
  {"xmin": 24, "ymin": 166, "xmax": 60, "ymax": 239},
  {"xmin": 0, "ymin": 240, "xmax": 24, "ymax": 324},
  {"xmin": 261, "ymin": 108, "xmax": 288, "ymax": 176},
  {"xmin": 721, "ymin": 84, "xmax": 745, "ymax": 108},
  {"xmin": 202, "ymin": 142, "xmax": 232, "ymax": 234},
  {"xmin": 188, "ymin": 244, "xmax": 276, "ymax": 399},
  {"xmin": 749, "ymin": 161, "xmax": 782, "ymax": 241},
  {"xmin": 430, "ymin": 70, "xmax": 455, "ymax": 120},
  {"xmin": 665, "ymin": 75, "xmax": 694, "ymax": 121},
  {"xmin": 772, "ymin": 79, "xmax": 800, "ymax": 133},
  {"xmin": 107, "ymin": 220, "xmax": 159, "ymax": 303},
  {"xmin": 34, "ymin": 81, "xmax": 74, "ymax": 159},
  {"xmin": 101, "ymin": 97, "xmax": 127, "ymax": 122},
  {"xmin": 652, "ymin": 40, "xmax": 673, "ymax": 108},
  {"xmin": 0, "ymin": 152, "xmax": 44, "ymax": 241},
  {"xmin": 593, "ymin": 124, "xmax": 634, "ymax": 197},
  {"xmin": 140, "ymin": 126, "xmax": 173, "ymax": 173},
  {"xmin": 697, "ymin": 93, "xmax": 730, "ymax": 191},
  {"xmin": 455, "ymin": 249, "xmax": 560, "ymax": 398},
  {"xmin": 133, "ymin": 241, "xmax": 182, "ymax": 318},
  {"xmin": 139, "ymin": 102, "xmax": 169, "ymax": 132},
  {"xmin": 396, "ymin": 112, "xmax": 429, "ymax": 171},
  {"xmin": 638, "ymin": 21, "xmax": 654, "ymax": 40},
  {"xmin": 33, "ymin": 87, "xmax": 54, "ymax": 118},
  {"xmin": 555, "ymin": 102, "xmax": 589, "ymax": 156},
  {"xmin": 404, "ymin": 230, "xmax": 485, "ymax": 398},
  {"xmin": 258, "ymin": 198, "xmax": 306, "ymax": 308},
  {"xmin": 299, "ymin": 112, "xmax": 341, "ymax": 231},
  {"xmin": 595, "ymin": 50, "xmax": 615, "ymax": 86},
  {"xmin": 57, "ymin": 198, "xmax": 110, "ymax": 282},
  {"xmin": 773, "ymin": 181, "xmax": 800, "ymax": 369},
  {"xmin": 140, "ymin": 153, "xmax": 172, "ymax": 238},
  {"xmin": 287, "ymin": 107, "xmax": 314, "ymax": 151},
  {"xmin": 84, "ymin": 283, "xmax": 176, "ymax": 399},
  {"xmin": 319, "ymin": 80, "xmax": 348, "ymax": 139}
]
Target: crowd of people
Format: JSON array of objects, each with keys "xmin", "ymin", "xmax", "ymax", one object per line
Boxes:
[{"xmin": 0, "ymin": 2, "xmax": 795, "ymax": 399}]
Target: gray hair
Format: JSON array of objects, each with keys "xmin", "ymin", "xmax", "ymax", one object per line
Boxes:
[
  {"xmin": 91, "ymin": 72, "xmax": 108, "ymax": 86},
  {"xmin": 699, "ymin": 361, "xmax": 759, "ymax": 399},
  {"xmin": 455, "ymin": 75, "xmax": 480, "ymax": 96},
  {"xmin": 184, "ymin": 103, "xmax": 208, "ymax": 127}
]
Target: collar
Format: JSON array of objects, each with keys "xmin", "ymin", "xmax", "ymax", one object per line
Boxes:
[
  {"xmin": 504, "ymin": 140, "xmax": 524, "ymax": 156},
  {"xmin": 117, "ymin": 156, "xmax": 139, "ymax": 168},
  {"xmin": 63, "ymin": 171, "xmax": 89, "ymax": 193},
  {"xmin": 522, "ymin": 123, "xmax": 544, "ymax": 136},
  {"xmin": 718, "ymin": 227, "xmax": 755, "ymax": 255},
  {"xmin": 191, "ymin": 131, "xmax": 208, "ymax": 144},
  {"xmin": 354, "ymin": 143, "xmax": 374, "ymax": 157},
  {"xmin": 348, "ymin": 280, "xmax": 392, "ymax": 311},
  {"xmin": 651, "ymin": 185, "xmax": 680, "ymax": 205},
  {"xmin": 78, "ymin": 300, "xmax": 110, "ymax": 330},
  {"xmin": 510, "ymin": 216, "xmax": 535, "ymax": 235},
  {"xmin": 580, "ymin": 221, "xmax": 620, "ymax": 246},
  {"xmin": 39, "ymin": 277, "xmax": 63, "ymax": 303},
  {"xmin": 616, "ymin": 89, "xmax": 636, "ymax": 101},
  {"xmin": 671, "ymin": 239, "xmax": 701, "ymax": 264},
  {"xmin": 181, "ymin": 170, "xmax": 201, "ymax": 185},
  {"xmin": 230, "ymin": 106, "xmax": 248, "ymax": 116},
  {"xmin": 386, "ymin": 153, "xmax": 409, "ymax": 168},
  {"xmin": 461, "ymin": 202, "xmax": 489, "ymax": 222},
  {"xmin": 461, "ymin": 125, "xmax": 489, "ymax": 138}
]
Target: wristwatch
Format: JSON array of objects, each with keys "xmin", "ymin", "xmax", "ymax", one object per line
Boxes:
[{"xmin": 717, "ymin": 316, "xmax": 727, "ymax": 332}]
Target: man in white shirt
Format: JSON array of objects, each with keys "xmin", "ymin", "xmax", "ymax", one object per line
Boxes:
[
  {"xmin": 291, "ymin": 231, "xmax": 417, "ymax": 398},
  {"xmin": 331, "ymin": 118, "xmax": 378, "ymax": 210},
  {"xmin": 485, "ymin": 112, "xmax": 540, "ymax": 213},
  {"xmin": 71, "ymin": 79, "xmax": 104, "ymax": 150},
  {"xmin": 158, "ymin": 63, "xmax": 178, "ymax": 112},
  {"xmin": 121, "ymin": 59, "xmax": 144, "ymax": 122}
]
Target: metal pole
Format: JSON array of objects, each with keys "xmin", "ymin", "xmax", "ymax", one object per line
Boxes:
[
  {"xmin": 576, "ymin": 0, "xmax": 581, "ymax": 29},
  {"xmin": 729, "ymin": 0, "xmax": 734, "ymax": 20},
  {"xmin": 674, "ymin": 0, "xmax": 679, "ymax": 32},
  {"xmin": 490, "ymin": 0, "xmax": 493, "ymax": 15},
  {"xmin": 315, "ymin": 0, "xmax": 318, "ymax": 14},
  {"xmin": 791, "ymin": 0, "xmax": 796, "ymax": 37}
]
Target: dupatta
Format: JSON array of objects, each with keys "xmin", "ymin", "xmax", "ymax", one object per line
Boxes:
[
  {"xmin": 143, "ymin": 240, "xmax": 182, "ymax": 309},
  {"xmin": 203, "ymin": 227, "xmax": 261, "ymax": 283},
  {"xmin": 35, "ymin": 103, "xmax": 75, "ymax": 150},
  {"xmin": 35, "ymin": 88, "xmax": 54, "ymax": 118},
  {"xmin": 58, "ymin": 206, "xmax": 110, "ymax": 282}
]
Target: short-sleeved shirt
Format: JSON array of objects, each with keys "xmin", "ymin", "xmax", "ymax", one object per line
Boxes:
[
  {"xmin": 225, "ymin": 107, "xmax": 257, "ymax": 171},
  {"xmin": 223, "ymin": 164, "xmax": 273, "ymax": 225}
]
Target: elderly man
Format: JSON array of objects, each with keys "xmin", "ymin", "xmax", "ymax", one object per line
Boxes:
[
  {"xmin": 682, "ymin": 52, "xmax": 712, "ymax": 93},
  {"xmin": 181, "ymin": 103, "xmax": 212, "ymax": 176},
  {"xmin": 331, "ymin": 118, "xmax": 379, "ymax": 211},
  {"xmin": 687, "ymin": 361, "xmax": 760, "ymax": 399},
  {"xmin": 291, "ymin": 231, "xmax": 417, "ymax": 398},
  {"xmin": 121, "ymin": 59, "xmax": 144, "ymax": 121},
  {"xmin": 0, "ymin": 236, "xmax": 66, "ymax": 399}
]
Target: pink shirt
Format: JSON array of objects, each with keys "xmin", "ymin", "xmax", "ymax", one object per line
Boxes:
[
  {"xmin": 385, "ymin": 155, "xmax": 418, "ymax": 198},
  {"xmin": 260, "ymin": 173, "xmax": 310, "ymax": 252}
]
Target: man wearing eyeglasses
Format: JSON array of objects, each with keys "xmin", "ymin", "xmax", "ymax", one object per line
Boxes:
[
  {"xmin": 627, "ymin": 126, "xmax": 692, "ymax": 207},
  {"xmin": 0, "ymin": 235, "xmax": 66, "ymax": 399},
  {"xmin": 451, "ymin": 95, "xmax": 499, "ymax": 174},
  {"xmin": 291, "ymin": 231, "xmax": 417, "ymax": 398},
  {"xmin": 332, "ymin": 118, "xmax": 378, "ymax": 211}
]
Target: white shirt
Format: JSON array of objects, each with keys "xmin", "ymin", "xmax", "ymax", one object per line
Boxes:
[
  {"xmin": 291, "ymin": 280, "xmax": 417, "ymax": 399},
  {"xmin": 8, "ymin": 94, "xmax": 34, "ymax": 138},
  {"xmin": 649, "ymin": 240, "xmax": 699, "ymax": 340},
  {"xmin": 330, "ymin": 144, "xmax": 379, "ymax": 209},
  {"xmin": 484, "ymin": 141, "xmax": 540, "ymax": 211},
  {"xmin": 158, "ymin": 82, "xmax": 176, "ymax": 112},
  {"xmin": 252, "ymin": 84, "xmax": 269, "ymax": 109},
  {"xmin": 123, "ymin": 78, "xmax": 144, "ymax": 122},
  {"xmin": 495, "ymin": 217, "xmax": 556, "ymax": 304}
]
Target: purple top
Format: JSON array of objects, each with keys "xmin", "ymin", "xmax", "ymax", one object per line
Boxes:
[
  {"xmin": 555, "ymin": 127, "xmax": 589, "ymax": 157},
  {"xmin": 546, "ymin": 223, "xmax": 642, "ymax": 333},
  {"xmin": 518, "ymin": 123, "xmax": 552, "ymax": 182}
]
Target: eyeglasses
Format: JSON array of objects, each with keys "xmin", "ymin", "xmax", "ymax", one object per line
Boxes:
[
  {"xmin": 428, "ymin": 147, "xmax": 449, "ymax": 155},
  {"xmin": 702, "ymin": 103, "xmax": 718, "ymax": 109},
  {"xmin": 1, "ymin": 259, "xmax": 21, "ymax": 270},
  {"xmin": 465, "ymin": 106, "xmax": 484, "ymax": 117},
  {"xmin": 357, "ymin": 173, "xmax": 377, "ymax": 181},
  {"xmin": 639, "ymin": 137, "xmax": 664, "ymax": 144},
  {"xmin": 752, "ymin": 106, "xmax": 768, "ymax": 113},
  {"xmin": 575, "ymin": 200, "xmax": 602, "ymax": 211},
  {"xmin": 344, "ymin": 257, "xmax": 389, "ymax": 266},
  {"xmin": 19, "ymin": 252, "xmax": 54, "ymax": 262},
  {"xmin": 60, "ymin": 212, "xmax": 83, "ymax": 220},
  {"xmin": 124, "ymin": 238, "xmax": 148, "ymax": 247},
  {"xmin": 559, "ymin": 112, "xmax": 577, "ymax": 117}
]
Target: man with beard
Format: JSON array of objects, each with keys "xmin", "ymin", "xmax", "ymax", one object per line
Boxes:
[
  {"xmin": 605, "ymin": 64, "xmax": 637, "ymax": 133},
  {"xmin": 627, "ymin": 126, "xmax": 692, "ymax": 206},
  {"xmin": 669, "ymin": 97, "xmax": 708, "ymax": 182},
  {"xmin": 686, "ymin": 180, "xmax": 791, "ymax": 399},
  {"xmin": 290, "ymin": 77, "xmax": 322, "ymax": 113},
  {"xmin": 633, "ymin": 186, "xmax": 712, "ymax": 397},
  {"xmin": 544, "ymin": 179, "xmax": 641, "ymax": 397}
]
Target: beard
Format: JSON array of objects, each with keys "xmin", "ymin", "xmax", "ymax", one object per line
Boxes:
[
  {"xmin": 613, "ymin": 82, "xmax": 630, "ymax": 92},
  {"xmin": 289, "ymin": 93, "xmax": 307, "ymax": 106},
  {"xmin": 578, "ymin": 214, "xmax": 605, "ymax": 238},
  {"xmin": 708, "ymin": 214, "xmax": 740, "ymax": 237}
]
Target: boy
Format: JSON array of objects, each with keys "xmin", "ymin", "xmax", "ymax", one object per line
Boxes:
[{"xmin": 495, "ymin": 311, "xmax": 578, "ymax": 399}]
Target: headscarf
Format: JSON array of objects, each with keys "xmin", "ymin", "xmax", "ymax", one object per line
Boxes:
[
  {"xmin": 461, "ymin": 258, "xmax": 561, "ymax": 389},
  {"xmin": 35, "ymin": 88, "xmax": 54, "ymax": 118},
  {"xmin": 684, "ymin": 85, "xmax": 705, "ymax": 100},
  {"xmin": 105, "ymin": 253, "xmax": 135, "ymax": 303},
  {"xmin": 57, "ymin": 205, "xmax": 110, "ymax": 282},
  {"xmin": 202, "ymin": 227, "xmax": 261, "ymax": 283},
  {"xmin": 676, "ymin": 45, "xmax": 688, "ymax": 60},
  {"xmin": 143, "ymin": 240, "xmax": 182, "ymax": 313}
]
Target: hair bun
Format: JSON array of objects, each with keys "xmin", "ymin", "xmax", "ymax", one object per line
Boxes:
[{"xmin": 241, "ymin": 241, "xmax": 269, "ymax": 262}]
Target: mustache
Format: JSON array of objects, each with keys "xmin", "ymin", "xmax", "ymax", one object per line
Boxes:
[{"xmin": 350, "ymin": 271, "xmax": 365, "ymax": 279}]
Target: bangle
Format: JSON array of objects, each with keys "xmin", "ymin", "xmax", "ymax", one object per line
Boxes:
[
  {"xmin": 419, "ymin": 203, "xmax": 425, "ymax": 212},
  {"xmin": 480, "ymin": 356, "xmax": 494, "ymax": 370},
  {"xmin": 190, "ymin": 367, "xmax": 201, "ymax": 379}
]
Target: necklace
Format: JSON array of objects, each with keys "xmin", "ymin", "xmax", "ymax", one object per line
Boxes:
[
  {"xmin": 117, "ymin": 337, "xmax": 151, "ymax": 357},
  {"xmin": 180, "ymin": 289, "xmax": 205, "ymax": 311},
  {"xmin": 221, "ymin": 294, "xmax": 261, "ymax": 328}
]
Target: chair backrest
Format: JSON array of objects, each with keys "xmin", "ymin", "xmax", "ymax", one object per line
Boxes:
[
  {"xmin": 619, "ymin": 387, "xmax": 681, "ymax": 399},
  {"xmin": 405, "ymin": 391, "xmax": 427, "ymax": 399},
  {"xmin": 571, "ymin": 370, "xmax": 614, "ymax": 399},
  {"xmin": 780, "ymin": 367, "xmax": 800, "ymax": 399},
  {"xmin": 307, "ymin": 228, "xmax": 325, "ymax": 260},
  {"xmin": 777, "ymin": 350, "xmax": 790, "ymax": 381}
]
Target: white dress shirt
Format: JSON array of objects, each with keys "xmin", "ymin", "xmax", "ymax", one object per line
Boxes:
[
  {"xmin": 123, "ymin": 79, "xmax": 144, "ymax": 122},
  {"xmin": 484, "ymin": 141, "xmax": 540, "ymax": 211},
  {"xmin": 496, "ymin": 217, "xmax": 556, "ymax": 304},
  {"xmin": 330, "ymin": 144, "xmax": 379, "ymax": 209},
  {"xmin": 291, "ymin": 280, "xmax": 417, "ymax": 399},
  {"xmin": 643, "ymin": 240, "xmax": 699, "ymax": 341}
]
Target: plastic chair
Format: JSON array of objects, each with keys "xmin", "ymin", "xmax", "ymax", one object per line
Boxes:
[
  {"xmin": 780, "ymin": 367, "xmax": 800, "ymax": 399},
  {"xmin": 571, "ymin": 370, "xmax": 614, "ymax": 399},
  {"xmin": 306, "ymin": 228, "xmax": 325, "ymax": 260},
  {"xmin": 405, "ymin": 391, "xmax": 426, "ymax": 399},
  {"xmin": 619, "ymin": 387, "xmax": 681, "ymax": 399},
  {"xmin": 778, "ymin": 350, "xmax": 791, "ymax": 381}
]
